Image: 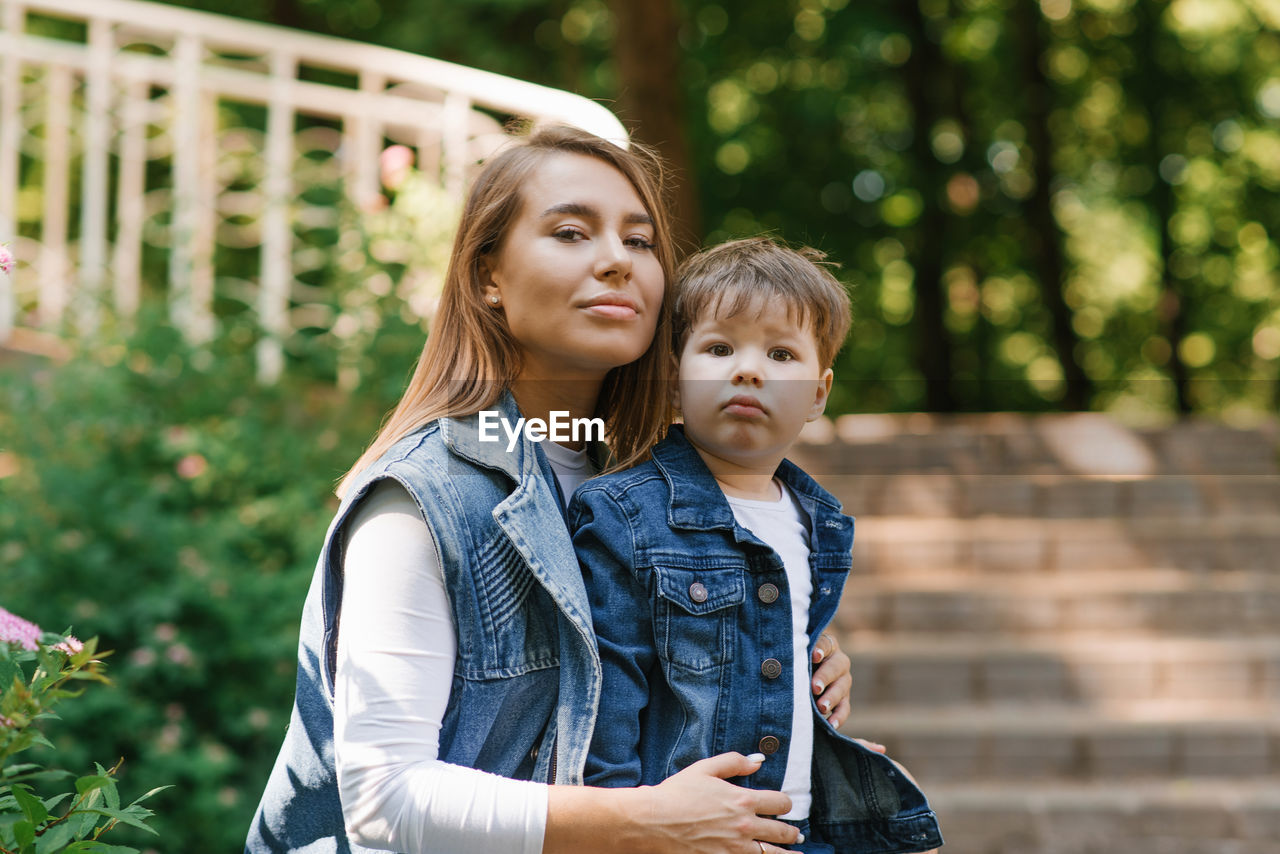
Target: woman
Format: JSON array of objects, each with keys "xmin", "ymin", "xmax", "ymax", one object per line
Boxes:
[{"xmin": 246, "ymin": 124, "xmax": 854, "ymax": 854}]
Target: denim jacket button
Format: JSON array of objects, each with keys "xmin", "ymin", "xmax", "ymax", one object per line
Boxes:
[
  {"xmin": 757, "ymin": 583, "xmax": 779, "ymax": 604},
  {"xmin": 758, "ymin": 735, "xmax": 781, "ymax": 754},
  {"xmin": 688, "ymin": 582, "xmax": 709, "ymax": 603},
  {"xmin": 761, "ymin": 658, "xmax": 783, "ymax": 679}
]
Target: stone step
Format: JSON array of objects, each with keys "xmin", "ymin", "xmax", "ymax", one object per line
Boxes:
[
  {"xmin": 923, "ymin": 779, "xmax": 1280, "ymax": 854},
  {"xmin": 842, "ymin": 701, "xmax": 1280, "ymax": 783},
  {"xmin": 796, "ymin": 413, "xmax": 1280, "ymax": 477},
  {"xmin": 836, "ymin": 569, "xmax": 1280, "ymax": 636},
  {"xmin": 802, "ymin": 473, "xmax": 1280, "ymax": 520},
  {"xmin": 847, "ymin": 515, "xmax": 1280, "ymax": 573},
  {"xmin": 839, "ymin": 634, "xmax": 1280, "ymax": 705}
]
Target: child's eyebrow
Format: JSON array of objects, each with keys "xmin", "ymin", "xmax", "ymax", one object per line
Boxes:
[{"xmin": 541, "ymin": 202, "xmax": 653, "ymax": 226}]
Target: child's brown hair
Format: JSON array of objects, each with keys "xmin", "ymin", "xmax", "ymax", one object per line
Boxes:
[{"xmin": 672, "ymin": 236, "xmax": 852, "ymax": 368}]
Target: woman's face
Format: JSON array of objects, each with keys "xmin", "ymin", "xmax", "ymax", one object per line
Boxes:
[{"xmin": 483, "ymin": 152, "xmax": 665, "ymax": 383}]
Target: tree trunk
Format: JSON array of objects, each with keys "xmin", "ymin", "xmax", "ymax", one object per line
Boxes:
[
  {"xmin": 606, "ymin": 0, "xmax": 702, "ymax": 256},
  {"xmin": 1015, "ymin": 2, "xmax": 1091, "ymax": 410},
  {"xmin": 901, "ymin": 1, "xmax": 955, "ymax": 412},
  {"xmin": 1135, "ymin": 0, "xmax": 1192, "ymax": 413}
]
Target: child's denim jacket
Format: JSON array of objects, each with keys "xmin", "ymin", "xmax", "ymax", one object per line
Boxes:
[
  {"xmin": 569, "ymin": 426, "xmax": 943, "ymax": 854},
  {"xmin": 246, "ymin": 392, "xmax": 601, "ymax": 853}
]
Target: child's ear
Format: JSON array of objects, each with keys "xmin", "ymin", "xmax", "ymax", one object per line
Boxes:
[{"xmin": 806, "ymin": 368, "xmax": 834, "ymax": 421}]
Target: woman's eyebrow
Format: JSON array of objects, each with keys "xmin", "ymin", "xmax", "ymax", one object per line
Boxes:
[{"xmin": 541, "ymin": 202, "xmax": 653, "ymax": 226}]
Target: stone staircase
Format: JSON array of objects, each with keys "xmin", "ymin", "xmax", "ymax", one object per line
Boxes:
[{"xmin": 793, "ymin": 413, "xmax": 1280, "ymax": 854}]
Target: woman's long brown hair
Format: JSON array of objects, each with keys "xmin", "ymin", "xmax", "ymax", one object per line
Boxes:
[{"xmin": 337, "ymin": 125, "xmax": 676, "ymax": 497}]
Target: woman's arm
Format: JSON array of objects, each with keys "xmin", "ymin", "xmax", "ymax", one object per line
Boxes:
[{"xmin": 336, "ymin": 480, "xmax": 547, "ymax": 854}]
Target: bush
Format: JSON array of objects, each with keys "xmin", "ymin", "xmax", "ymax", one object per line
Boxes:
[
  {"xmin": 0, "ymin": 315, "xmax": 416, "ymax": 852},
  {"xmin": 1, "ymin": 609, "xmax": 167, "ymax": 853}
]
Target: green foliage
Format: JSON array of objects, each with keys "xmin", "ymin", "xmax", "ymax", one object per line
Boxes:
[
  {"xmin": 0, "ymin": 314, "xmax": 418, "ymax": 852},
  {"xmin": 0, "ymin": 143, "xmax": 455, "ymax": 849},
  {"xmin": 1, "ymin": 624, "xmax": 167, "ymax": 854},
  {"xmin": 148, "ymin": 0, "xmax": 1280, "ymax": 416}
]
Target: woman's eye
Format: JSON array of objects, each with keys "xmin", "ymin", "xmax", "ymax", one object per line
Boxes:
[
  {"xmin": 769, "ymin": 348, "xmax": 795, "ymax": 362},
  {"xmin": 625, "ymin": 235, "xmax": 657, "ymax": 250},
  {"xmin": 553, "ymin": 227, "xmax": 586, "ymax": 242},
  {"xmin": 708, "ymin": 344, "xmax": 732, "ymax": 357}
]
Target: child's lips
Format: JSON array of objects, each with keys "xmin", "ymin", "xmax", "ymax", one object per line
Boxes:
[{"xmin": 723, "ymin": 394, "xmax": 767, "ymax": 417}]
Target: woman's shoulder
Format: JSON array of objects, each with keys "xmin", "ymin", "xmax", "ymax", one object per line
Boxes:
[{"xmin": 345, "ymin": 422, "xmax": 474, "ymax": 509}]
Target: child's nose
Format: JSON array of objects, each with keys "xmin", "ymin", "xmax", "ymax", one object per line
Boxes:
[{"xmin": 731, "ymin": 356, "xmax": 764, "ymax": 385}]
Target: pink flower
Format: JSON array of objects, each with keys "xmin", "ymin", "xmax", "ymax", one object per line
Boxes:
[
  {"xmin": 55, "ymin": 636, "xmax": 84, "ymax": 654},
  {"xmin": 0, "ymin": 244, "xmax": 13, "ymax": 275},
  {"xmin": 380, "ymin": 144, "xmax": 414, "ymax": 191},
  {"xmin": 176, "ymin": 453, "xmax": 207, "ymax": 479},
  {"xmin": 0, "ymin": 606, "xmax": 41, "ymax": 650}
]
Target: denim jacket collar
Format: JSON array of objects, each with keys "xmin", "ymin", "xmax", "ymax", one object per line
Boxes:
[
  {"xmin": 440, "ymin": 389, "xmax": 529, "ymax": 483},
  {"xmin": 651, "ymin": 425, "xmax": 843, "ymax": 535}
]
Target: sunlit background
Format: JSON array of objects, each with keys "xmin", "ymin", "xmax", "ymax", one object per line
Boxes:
[{"xmin": 1, "ymin": 1, "xmax": 1277, "ymax": 852}]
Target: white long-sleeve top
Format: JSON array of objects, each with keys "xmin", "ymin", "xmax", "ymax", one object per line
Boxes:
[{"xmin": 334, "ymin": 443, "xmax": 593, "ymax": 853}]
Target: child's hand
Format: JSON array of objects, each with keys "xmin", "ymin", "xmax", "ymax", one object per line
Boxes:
[{"xmin": 811, "ymin": 633, "xmax": 852, "ymax": 728}]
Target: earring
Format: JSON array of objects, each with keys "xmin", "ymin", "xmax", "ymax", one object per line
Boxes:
[{"xmin": 489, "ymin": 295, "xmax": 500, "ymax": 305}]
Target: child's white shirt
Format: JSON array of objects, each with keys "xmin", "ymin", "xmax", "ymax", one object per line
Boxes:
[{"xmin": 725, "ymin": 482, "xmax": 815, "ymax": 821}]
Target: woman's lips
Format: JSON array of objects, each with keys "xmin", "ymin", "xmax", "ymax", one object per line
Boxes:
[{"xmin": 582, "ymin": 294, "xmax": 639, "ymax": 319}]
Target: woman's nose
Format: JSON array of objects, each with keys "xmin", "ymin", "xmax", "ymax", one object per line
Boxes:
[{"xmin": 594, "ymin": 234, "xmax": 633, "ymax": 281}]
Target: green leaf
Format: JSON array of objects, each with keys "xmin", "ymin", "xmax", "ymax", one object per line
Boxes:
[
  {"xmin": 34, "ymin": 818, "xmax": 81, "ymax": 853},
  {"xmin": 74, "ymin": 775, "xmax": 111, "ymax": 796},
  {"xmin": 129, "ymin": 785, "xmax": 171, "ymax": 804},
  {"xmin": 13, "ymin": 818, "xmax": 35, "ymax": 848},
  {"xmin": 61, "ymin": 842, "xmax": 139, "ymax": 854},
  {"xmin": 82, "ymin": 805, "xmax": 158, "ymax": 834},
  {"xmin": 11, "ymin": 784, "xmax": 48, "ymax": 825}
]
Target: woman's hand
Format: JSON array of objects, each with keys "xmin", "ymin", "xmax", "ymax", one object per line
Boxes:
[
  {"xmin": 545, "ymin": 752, "xmax": 801, "ymax": 854},
  {"xmin": 811, "ymin": 632, "xmax": 853, "ymax": 729},
  {"xmin": 638, "ymin": 753, "xmax": 801, "ymax": 853}
]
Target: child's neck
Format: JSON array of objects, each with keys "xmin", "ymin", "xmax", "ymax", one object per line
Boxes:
[{"xmin": 686, "ymin": 440, "xmax": 786, "ymax": 501}]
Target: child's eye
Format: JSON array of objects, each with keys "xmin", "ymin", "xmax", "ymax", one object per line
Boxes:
[
  {"xmin": 553, "ymin": 227, "xmax": 586, "ymax": 242},
  {"xmin": 625, "ymin": 235, "xmax": 657, "ymax": 251},
  {"xmin": 708, "ymin": 343, "xmax": 732, "ymax": 357},
  {"xmin": 769, "ymin": 348, "xmax": 795, "ymax": 362}
]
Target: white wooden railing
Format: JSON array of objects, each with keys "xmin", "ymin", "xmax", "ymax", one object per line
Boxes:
[{"xmin": 0, "ymin": 0, "xmax": 625, "ymax": 380}]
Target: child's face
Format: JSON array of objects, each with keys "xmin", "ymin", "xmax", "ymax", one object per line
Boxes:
[{"xmin": 674, "ymin": 295, "xmax": 833, "ymax": 468}]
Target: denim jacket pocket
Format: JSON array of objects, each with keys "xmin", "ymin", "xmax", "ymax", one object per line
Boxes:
[
  {"xmin": 462, "ymin": 531, "xmax": 560, "ymax": 678},
  {"xmin": 653, "ymin": 565, "xmax": 745, "ymax": 673}
]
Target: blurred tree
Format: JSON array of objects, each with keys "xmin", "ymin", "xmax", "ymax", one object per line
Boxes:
[
  {"xmin": 607, "ymin": 0, "xmax": 703, "ymax": 253},
  {"xmin": 134, "ymin": 0, "xmax": 1280, "ymax": 416},
  {"xmin": 1014, "ymin": 0, "xmax": 1091, "ymax": 409},
  {"xmin": 900, "ymin": 0, "xmax": 958, "ymax": 411}
]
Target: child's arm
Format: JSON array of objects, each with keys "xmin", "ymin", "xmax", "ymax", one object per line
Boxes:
[{"xmin": 569, "ymin": 487, "xmax": 657, "ymax": 788}]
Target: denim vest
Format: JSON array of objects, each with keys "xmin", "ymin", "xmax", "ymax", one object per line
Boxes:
[
  {"xmin": 570, "ymin": 427, "xmax": 943, "ymax": 854},
  {"xmin": 245, "ymin": 393, "xmax": 601, "ymax": 853}
]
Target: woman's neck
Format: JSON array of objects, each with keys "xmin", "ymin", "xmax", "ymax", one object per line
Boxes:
[{"xmin": 508, "ymin": 377, "xmax": 603, "ymax": 451}]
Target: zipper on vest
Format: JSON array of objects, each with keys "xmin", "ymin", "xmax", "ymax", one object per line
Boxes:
[{"xmin": 548, "ymin": 735, "xmax": 558, "ymax": 784}]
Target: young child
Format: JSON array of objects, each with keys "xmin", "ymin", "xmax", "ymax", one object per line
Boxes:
[{"xmin": 568, "ymin": 237, "xmax": 943, "ymax": 854}]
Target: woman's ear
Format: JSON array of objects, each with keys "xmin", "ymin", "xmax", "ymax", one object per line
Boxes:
[
  {"xmin": 479, "ymin": 258, "xmax": 502, "ymax": 305},
  {"xmin": 806, "ymin": 368, "xmax": 834, "ymax": 421}
]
